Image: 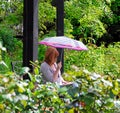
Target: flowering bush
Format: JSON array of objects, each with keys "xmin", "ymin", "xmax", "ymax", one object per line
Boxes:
[
  {"xmin": 0, "ymin": 65, "xmax": 120, "ymax": 113},
  {"xmin": 63, "ymin": 68, "xmax": 120, "ymax": 112}
]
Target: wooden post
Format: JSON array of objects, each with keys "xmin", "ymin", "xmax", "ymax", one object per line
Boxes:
[
  {"xmin": 56, "ymin": 0, "xmax": 64, "ymax": 74},
  {"xmin": 23, "ymin": 0, "xmax": 38, "ymax": 77}
]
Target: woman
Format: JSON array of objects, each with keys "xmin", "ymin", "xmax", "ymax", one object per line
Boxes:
[{"xmin": 40, "ymin": 47, "xmax": 72, "ymax": 86}]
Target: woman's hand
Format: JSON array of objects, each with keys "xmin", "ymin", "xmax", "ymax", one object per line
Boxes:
[
  {"xmin": 53, "ymin": 62, "xmax": 62, "ymax": 82},
  {"xmin": 62, "ymin": 80, "xmax": 73, "ymax": 85},
  {"xmin": 57, "ymin": 62, "xmax": 62, "ymax": 70}
]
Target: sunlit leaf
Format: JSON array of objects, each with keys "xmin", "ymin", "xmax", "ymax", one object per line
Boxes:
[
  {"xmin": 0, "ymin": 86, "xmax": 5, "ymax": 93},
  {"xmin": 105, "ymin": 98, "xmax": 114, "ymax": 108},
  {"xmin": 17, "ymin": 83, "xmax": 25, "ymax": 93},
  {"xmin": 0, "ymin": 61, "xmax": 8, "ymax": 68},
  {"xmin": 112, "ymin": 89, "xmax": 119, "ymax": 95},
  {"xmin": 0, "ymin": 103, "xmax": 4, "ymax": 110},
  {"xmin": 21, "ymin": 100, "xmax": 27, "ymax": 108}
]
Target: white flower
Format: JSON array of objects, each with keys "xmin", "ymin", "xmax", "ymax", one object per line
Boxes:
[
  {"xmin": 101, "ymin": 78, "xmax": 113, "ymax": 87},
  {"xmin": 3, "ymin": 94, "xmax": 13, "ymax": 102},
  {"xmin": 95, "ymin": 100, "xmax": 102, "ymax": 106},
  {"xmin": 83, "ymin": 69, "xmax": 91, "ymax": 75},
  {"xmin": 73, "ymin": 82, "xmax": 79, "ymax": 87},
  {"xmin": 3, "ymin": 77, "xmax": 9, "ymax": 83},
  {"xmin": 90, "ymin": 73, "xmax": 101, "ymax": 80},
  {"xmin": 71, "ymin": 65, "xmax": 79, "ymax": 71},
  {"xmin": 88, "ymin": 87, "xmax": 94, "ymax": 93},
  {"xmin": 114, "ymin": 100, "xmax": 120, "ymax": 108},
  {"xmin": 14, "ymin": 94, "xmax": 28, "ymax": 102},
  {"xmin": 116, "ymin": 79, "xmax": 120, "ymax": 82}
]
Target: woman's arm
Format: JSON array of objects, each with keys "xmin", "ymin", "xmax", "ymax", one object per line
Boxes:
[
  {"xmin": 60, "ymin": 74, "xmax": 73, "ymax": 85},
  {"xmin": 53, "ymin": 62, "xmax": 62, "ymax": 82}
]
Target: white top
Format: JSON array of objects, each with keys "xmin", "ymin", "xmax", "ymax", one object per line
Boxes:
[{"xmin": 40, "ymin": 62, "xmax": 63, "ymax": 85}]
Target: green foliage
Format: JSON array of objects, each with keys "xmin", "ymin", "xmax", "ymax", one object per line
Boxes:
[
  {"xmin": 0, "ymin": 25, "xmax": 17, "ymax": 52},
  {"xmin": 64, "ymin": 0, "xmax": 114, "ymax": 41},
  {"xmin": 111, "ymin": 0, "xmax": 120, "ymax": 23},
  {"xmin": 0, "ymin": 0, "xmax": 120, "ymax": 112},
  {"xmin": 64, "ymin": 19, "xmax": 74, "ymax": 38},
  {"xmin": 64, "ymin": 42, "xmax": 120, "ymax": 77},
  {"xmin": 0, "ymin": 41, "xmax": 10, "ymax": 73},
  {"xmin": 0, "ymin": 0, "xmax": 23, "ymax": 23},
  {"xmin": 63, "ymin": 69, "xmax": 120, "ymax": 112},
  {"xmin": 38, "ymin": 44, "xmax": 47, "ymax": 62},
  {"xmin": 0, "ymin": 0, "xmax": 23, "ymax": 54},
  {"xmin": 38, "ymin": 0, "xmax": 56, "ymax": 36},
  {"xmin": 1, "ymin": 0, "xmax": 120, "ymax": 45},
  {"xmin": 0, "ymin": 61, "xmax": 120, "ymax": 112},
  {"xmin": 0, "ymin": 67, "xmax": 71, "ymax": 112}
]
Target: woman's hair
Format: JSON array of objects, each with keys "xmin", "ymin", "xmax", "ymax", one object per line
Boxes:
[{"xmin": 44, "ymin": 47, "xmax": 59, "ymax": 66}]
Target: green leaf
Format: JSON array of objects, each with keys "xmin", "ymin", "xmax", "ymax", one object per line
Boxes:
[
  {"xmin": 19, "ymin": 67, "xmax": 30, "ymax": 75},
  {"xmin": 21, "ymin": 100, "xmax": 27, "ymax": 108},
  {"xmin": 2, "ymin": 94, "xmax": 13, "ymax": 102},
  {"xmin": 84, "ymin": 95, "xmax": 94, "ymax": 105},
  {"xmin": 17, "ymin": 83, "xmax": 25, "ymax": 93},
  {"xmin": 0, "ymin": 103, "xmax": 4, "ymax": 110},
  {"xmin": 58, "ymin": 87, "xmax": 68, "ymax": 93},
  {"xmin": 112, "ymin": 89, "xmax": 119, "ymax": 95}
]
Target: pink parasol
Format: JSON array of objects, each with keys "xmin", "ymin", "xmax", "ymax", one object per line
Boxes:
[{"xmin": 39, "ymin": 36, "xmax": 88, "ymax": 51}]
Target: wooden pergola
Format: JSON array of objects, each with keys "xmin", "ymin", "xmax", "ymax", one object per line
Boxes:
[{"xmin": 23, "ymin": 0, "xmax": 64, "ymax": 78}]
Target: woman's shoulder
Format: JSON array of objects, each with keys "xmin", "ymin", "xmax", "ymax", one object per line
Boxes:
[
  {"xmin": 41, "ymin": 62, "xmax": 46, "ymax": 66},
  {"xmin": 41, "ymin": 62, "xmax": 49, "ymax": 68},
  {"xmin": 40, "ymin": 62, "xmax": 52, "ymax": 73}
]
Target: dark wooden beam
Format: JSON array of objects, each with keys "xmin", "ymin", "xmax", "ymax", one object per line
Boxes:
[
  {"xmin": 56, "ymin": 0, "xmax": 64, "ymax": 74},
  {"xmin": 23, "ymin": 0, "xmax": 38, "ymax": 73},
  {"xmin": 14, "ymin": 35, "xmax": 23, "ymax": 40}
]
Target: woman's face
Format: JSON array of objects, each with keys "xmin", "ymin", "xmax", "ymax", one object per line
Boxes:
[
  {"xmin": 51, "ymin": 56, "xmax": 58, "ymax": 65},
  {"xmin": 54, "ymin": 57, "xmax": 57, "ymax": 63}
]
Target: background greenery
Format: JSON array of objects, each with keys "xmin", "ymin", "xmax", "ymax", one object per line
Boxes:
[{"xmin": 0, "ymin": 0, "xmax": 120, "ymax": 112}]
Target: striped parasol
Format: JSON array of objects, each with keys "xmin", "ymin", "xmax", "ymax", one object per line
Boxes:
[{"xmin": 39, "ymin": 36, "xmax": 88, "ymax": 51}]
